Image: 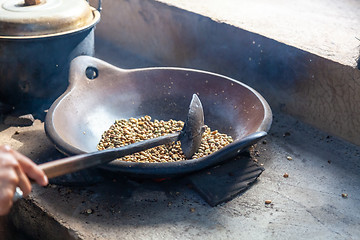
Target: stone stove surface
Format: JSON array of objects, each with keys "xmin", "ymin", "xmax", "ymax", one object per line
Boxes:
[{"xmin": 2, "ymin": 110, "xmax": 359, "ymax": 240}]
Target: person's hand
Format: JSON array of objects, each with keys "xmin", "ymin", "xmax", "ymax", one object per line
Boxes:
[{"xmin": 0, "ymin": 145, "xmax": 48, "ymax": 215}]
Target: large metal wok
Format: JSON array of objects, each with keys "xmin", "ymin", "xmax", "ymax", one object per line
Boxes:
[{"xmin": 45, "ymin": 56, "xmax": 272, "ymax": 177}]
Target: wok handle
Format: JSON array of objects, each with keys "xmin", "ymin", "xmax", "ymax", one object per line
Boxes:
[{"xmin": 39, "ymin": 132, "xmax": 180, "ymax": 179}]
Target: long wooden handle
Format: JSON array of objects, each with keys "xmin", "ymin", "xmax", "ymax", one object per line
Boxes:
[{"xmin": 39, "ymin": 132, "xmax": 180, "ymax": 179}]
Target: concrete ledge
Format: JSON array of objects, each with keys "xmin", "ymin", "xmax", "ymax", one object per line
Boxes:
[
  {"xmin": 156, "ymin": 0, "xmax": 360, "ymax": 68},
  {"xmin": 11, "ymin": 198, "xmax": 79, "ymax": 240},
  {"xmin": 93, "ymin": 0, "xmax": 360, "ymax": 146}
]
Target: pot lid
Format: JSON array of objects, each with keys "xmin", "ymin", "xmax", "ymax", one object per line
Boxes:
[{"xmin": 0, "ymin": 0, "xmax": 100, "ymax": 38}]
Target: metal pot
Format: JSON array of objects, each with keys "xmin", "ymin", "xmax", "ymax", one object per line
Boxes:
[{"xmin": 0, "ymin": 0, "xmax": 101, "ymax": 110}]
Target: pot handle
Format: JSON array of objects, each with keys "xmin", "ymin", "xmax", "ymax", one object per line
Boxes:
[{"xmin": 86, "ymin": 0, "xmax": 102, "ymax": 12}]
